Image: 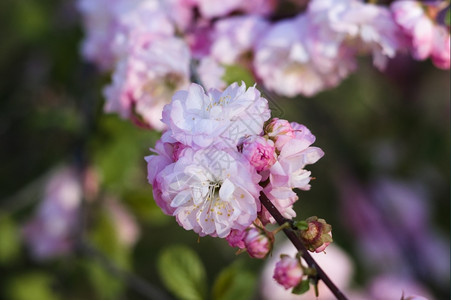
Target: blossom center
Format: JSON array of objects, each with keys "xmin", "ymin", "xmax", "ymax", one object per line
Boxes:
[{"xmin": 143, "ymin": 72, "xmax": 183, "ymax": 100}]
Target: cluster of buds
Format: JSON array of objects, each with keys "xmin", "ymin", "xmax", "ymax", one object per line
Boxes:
[{"xmin": 226, "ymin": 223, "xmax": 274, "ymax": 259}]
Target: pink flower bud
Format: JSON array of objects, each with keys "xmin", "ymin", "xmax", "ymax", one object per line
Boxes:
[
  {"xmin": 241, "ymin": 136, "xmax": 277, "ymax": 172},
  {"xmin": 264, "ymin": 118, "xmax": 294, "ymax": 150},
  {"xmin": 226, "ymin": 229, "xmax": 247, "ymax": 249},
  {"xmin": 273, "ymin": 255, "xmax": 303, "ymax": 289},
  {"xmin": 244, "ymin": 227, "xmax": 272, "ymax": 259},
  {"xmin": 300, "ymin": 216, "xmax": 333, "ymax": 253}
]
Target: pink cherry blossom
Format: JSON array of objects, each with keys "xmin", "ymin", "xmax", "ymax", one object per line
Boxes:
[
  {"xmin": 391, "ymin": 1, "xmax": 434, "ymax": 60},
  {"xmin": 111, "ymin": 1, "xmax": 175, "ymax": 59},
  {"xmin": 269, "ymin": 122, "xmax": 323, "ymax": 192},
  {"xmin": 259, "ymin": 184, "xmax": 298, "ymax": 224},
  {"xmin": 104, "ymin": 35, "xmax": 190, "ymax": 130},
  {"xmin": 391, "ymin": 0, "xmax": 450, "ymax": 69},
  {"xmin": 240, "ymin": 0, "xmax": 276, "ymax": 16},
  {"xmin": 22, "ymin": 167, "xmax": 82, "ymax": 260},
  {"xmin": 273, "ymin": 255, "xmax": 303, "ymax": 289},
  {"xmin": 211, "ymin": 15, "xmax": 270, "ymax": 65},
  {"xmin": 430, "ymin": 26, "xmax": 450, "ymax": 69},
  {"xmin": 155, "ymin": 148, "xmax": 262, "ymax": 238},
  {"xmin": 162, "ymin": 82, "xmax": 270, "ymax": 149},
  {"xmin": 195, "ymin": 0, "xmax": 242, "ymax": 18},
  {"xmin": 77, "ymin": 0, "xmax": 175, "ymax": 70},
  {"xmin": 260, "ymin": 121, "xmax": 324, "ymax": 223},
  {"xmin": 241, "ymin": 136, "xmax": 277, "ymax": 172},
  {"xmin": 145, "ymin": 131, "xmax": 183, "ymax": 215},
  {"xmin": 195, "ymin": 0, "xmax": 275, "ymax": 19},
  {"xmin": 254, "ymin": 17, "xmax": 325, "ymax": 97},
  {"xmin": 77, "ymin": 0, "xmax": 125, "ymax": 70},
  {"xmin": 308, "ymin": 0, "xmax": 402, "ymax": 70},
  {"xmin": 160, "ymin": 0, "xmax": 195, "ymax": 32},
  {"xmin": 106, "ymin": 198, "xmax": 140, "ymax": 247},
  {"xmin": 244, "ymin": 227, "xmax": 272, "ymax": 259},
  {"xmin": 226, "ymin": 228, "xmax": 247, "ymax": 249},
  {"xmin": 254, "ymin": 15, "xmax": 355, "ymax": 97},
  {"xmin": 265, "ymin": 118, "xmax": 295, "ymax": 151}
]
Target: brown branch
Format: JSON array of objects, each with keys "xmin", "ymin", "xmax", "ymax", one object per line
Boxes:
[{"xmin": 260, "ymin": 192, "xmax": 349, "ymax": 300}]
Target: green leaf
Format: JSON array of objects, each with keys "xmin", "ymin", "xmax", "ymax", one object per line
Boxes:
[
  {"xmin": 0, "ymin": 213, "xmax": 20, "ymax": 264},
  {"xmin": 12, "ymin": 1, "xmax": 48, "ymax": 41},
  {"xmin": 292, "ymin": 279, "xmax": 310, "ymax": 295},
  {"xmin": 6, "ymin": 272, "xmax": 59, "ymax": 300},
  {"xmin": 446, "ymin": 7, "xmax": 450, "ymax": 26},
  {"xmin": 157, "ymin": 245, "xmax": 207, "ymax": 300},
  {"xmin": 222, "ymin": 64, "xmax": 255, "ymax": 87},
  {"xmin": 212, "ymin": 261, "xmax": 257, "ymax": 300},
  {"xmin": 293, "ymin": 220, "xmax": 309, "ymax": 231}
]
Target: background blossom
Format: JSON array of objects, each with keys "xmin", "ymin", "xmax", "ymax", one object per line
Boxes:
[{"xmin": 104, "ymin": 35, "xmax": 190, "ymax": 130}]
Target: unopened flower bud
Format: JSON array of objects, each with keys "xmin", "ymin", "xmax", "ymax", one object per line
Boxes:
[
  {"xmin": 265, "ymin": 118, "xmax": 295, "ymax": 150},
  {"xmin": 273, "ymin": 255, "xmax": 303, "ymax": 289},
  {"xmin": 241, "ymin": 136, "xmax": 277, "ymax": 172},
  {"xmin": 226, "ymin": 229, "xmax": 247, "ymax": 249},
  {"xmin": 244, "ymin": 227, "xmax": 272, "ymax": 259},
  {"xmin": 300, "ymin": 216, "xmax": 333, "ymax": 253}
]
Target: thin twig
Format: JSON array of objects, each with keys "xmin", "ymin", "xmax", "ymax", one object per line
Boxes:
[{"xmin": 260, "ymin": 191, "xmax": 349, "ymax": 300}]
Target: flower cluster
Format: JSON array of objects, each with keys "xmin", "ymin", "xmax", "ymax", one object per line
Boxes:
[
  {"xmin": 22, "ymin": 167, "xmax": 140, "ymax": 260},
  {"xmin": 22, "ymin": 167, "xmax": 82, "ymax": 260},
  {"xmin": 146, "ymin": 82, "xmax": 324, "ymax": 245},
  {"xmin": 391, "ymin": 0, "xmax": 450, "ymax": 69},
  {"xmin": 78, "ymin": 0, "xmax": 450, "ymax": 129}
]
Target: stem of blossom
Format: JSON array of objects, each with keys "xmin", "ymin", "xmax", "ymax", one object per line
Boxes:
[
  {"xmin": 189, "ymin": 60, "xmax": 206, "ymax": 88},
  {"xmin": 259, "ymin": 191, "xmax": 349, "ymax": 300},
  {"xmin": 272, "ymin": 222, "xmax": 291, "ymax": 235}
]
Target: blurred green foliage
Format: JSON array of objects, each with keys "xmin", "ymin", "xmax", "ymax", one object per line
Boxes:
[
  {"xmin": 6, "ymin": 272, "xmax": 59, "ymax": 300},
  {"xmin": 0, "ymin": 214, "xmax": 20, "ymax": 264},
  {"xmin": 158, "ymin": 245, "xmax": 207, "ymax": 300},
  {"xmin": 223, "ymin": 64, "xmax": 255, "ymax": 87},
  {"xmin": 212, "ymin": 261, "xmax": 257, "ymax": 300}
]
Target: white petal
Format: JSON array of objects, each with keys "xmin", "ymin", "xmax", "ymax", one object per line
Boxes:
[
  {"xmin": 219, "ymin": 179, "xmax": 235, "ymax": 200},
  {"xmin": 171, "ymin": 190, "xmax": 191, "ymax": 207}
]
